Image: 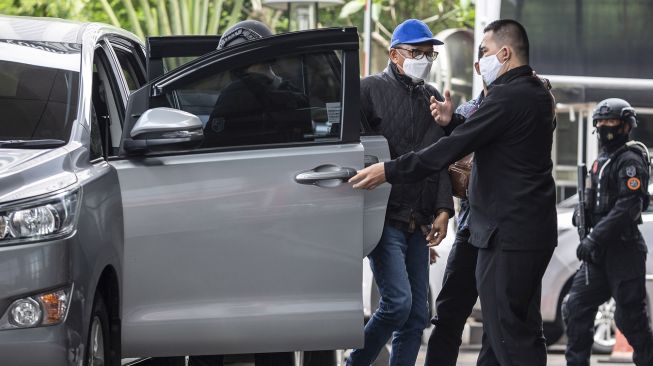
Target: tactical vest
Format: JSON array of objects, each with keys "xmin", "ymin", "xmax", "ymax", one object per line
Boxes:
[{"xmin": 587, "ymin": 141, "xmax": 650, "ymax": 222}]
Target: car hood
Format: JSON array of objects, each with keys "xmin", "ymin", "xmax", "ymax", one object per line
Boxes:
[{"xmin": 0, "ymin": 147, "xmax": 77, "ymax": 204}]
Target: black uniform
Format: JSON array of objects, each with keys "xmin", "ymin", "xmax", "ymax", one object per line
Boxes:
[
  {"xmin": 385, "ymin": 65, "xmax": 557, "ymax": 366},
  {"xmin": 565, "ymin": 143, "xmax": 653, "ymax": 366},
  {"xmin": 424, "ymin": 94, "xmax": 483, "ymax": 366}
]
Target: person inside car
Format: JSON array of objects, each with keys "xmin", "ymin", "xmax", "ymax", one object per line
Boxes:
[{"xmin": 202, "ymin": 20, "xmax": 311, "ymax": 149}]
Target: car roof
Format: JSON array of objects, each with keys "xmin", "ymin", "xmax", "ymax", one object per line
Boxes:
[
  {"xmin": 0, "ymin": 15, "xmax": 89, "ymax": 44},
  {"xmin": 0, "ymin": 15, "xmax": 140, "ymax": 45}
]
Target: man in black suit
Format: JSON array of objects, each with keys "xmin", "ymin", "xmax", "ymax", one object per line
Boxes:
[{"xmin": 350, "ymin": 19, "xmax": 557, "ymax": 366}]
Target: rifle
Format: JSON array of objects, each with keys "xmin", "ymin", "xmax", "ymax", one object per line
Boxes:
[
  {"xmin": 577, "ymin": 164, "xmax": 588, "ymax": 239},
  {"xmin": 577, "ymin": 164, "xmax": 589, "ymax": 285}
]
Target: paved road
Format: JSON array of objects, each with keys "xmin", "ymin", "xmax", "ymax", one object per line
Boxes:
[
  {"xmin": 421, "ymin": 345, "xmax": 634, "ymax": 366},
  {"xmin": 131, "ymin": 344, "xmax": 635, "ymax": 366}
]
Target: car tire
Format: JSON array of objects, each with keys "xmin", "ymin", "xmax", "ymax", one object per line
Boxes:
[
  {"xmin": 562, "ymin": 293, "xmax": 618, "ymax": 354},
  {"xmin": 304, "ymin": 350, "xmax": 337, "ymax": 366},
  {"xmin": 148, "ymin": 357, "xmax": 187, "ymax": 366},
  {"xmin": 543, "ymin": 321, "xmax": 564, "ymax": 347},
  {"xmin": 544, "ymin": 281, "xmax": 573, "ymax": 346},
  {"xmin": 85, "ymin": 294, "xmax": 111, "ymax": 366},
  {"xmin": 543, "ymin": 290, "xmax": 569, "ymax": 346}
]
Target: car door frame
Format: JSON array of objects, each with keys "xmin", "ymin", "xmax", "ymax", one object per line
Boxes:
[
  {"xmin": 113, "ymin": 27, "xmax": 373, "ymax": 357},
  {"xmin": 145, "ymin": 35, "xmax": 221, "ymax": 81}
]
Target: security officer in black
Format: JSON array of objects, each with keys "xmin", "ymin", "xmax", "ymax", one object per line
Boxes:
[
  {"xmin": 565, "ymin": 98, "xmax": 653, "ymax": 366},
  {"xmin": 351, "ymin": 19, "xmax": 558, "ymax": 366}
]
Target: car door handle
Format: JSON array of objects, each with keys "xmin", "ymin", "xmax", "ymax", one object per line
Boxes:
[{"xmin": 295, "ymin": 167, "xmax": 358, "ymax": 185}]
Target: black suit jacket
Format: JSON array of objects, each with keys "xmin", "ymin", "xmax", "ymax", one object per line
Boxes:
[{"xmin": 385, "ymin": 65, "xmax": 558, "ymax": 251}]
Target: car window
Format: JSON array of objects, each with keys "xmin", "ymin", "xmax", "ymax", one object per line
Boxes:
[
  {"xmin": 111, "ymin": 41, "xmax": 146, "ymax": 93},
  {"xmin": 92, "ymin": 47, "xmax": 125, "ymax": 156},
  {"xmin": 89, "ymin": 104, "xmax": 104, "ymax": 160},
  {"xmin": 0, "ymin": 40, "xmax": 80, "ymax": 142},
  {"xmin": 162, "ymin": 51, "xmax": 343, "ymax": 149}
]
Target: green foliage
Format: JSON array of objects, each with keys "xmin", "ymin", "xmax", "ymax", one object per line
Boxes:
[
  {"xmin": 0, "ymin": 0, "xmax": 89, "ymax": 19},
  {"xmin": 0, "ymin": 0, "xmax": 257, "ymax": 38},
  {"xmin": 95, "ymin": 0, "xmax": 245, "ymax": 38},
  {"xmin": 0, "ymin": 0, "xmax": 474, "ymax": 42},
  {"xmin": 324, "ymin": 0, "xmax": 474, "ymax": 47}
]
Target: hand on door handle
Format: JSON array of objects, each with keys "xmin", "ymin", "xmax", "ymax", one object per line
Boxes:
[{"xmin": 295, "ymin": 167, "xmax": 357, "ymax": 185}]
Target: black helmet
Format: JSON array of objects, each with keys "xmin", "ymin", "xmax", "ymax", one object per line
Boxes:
[
  {"xmin": 217, "ymin": 20, "xmax": 273, "ymax": 50},
  {"xmin": 592, "ymin": 98, "xmax": 638, "ymax": 128}
]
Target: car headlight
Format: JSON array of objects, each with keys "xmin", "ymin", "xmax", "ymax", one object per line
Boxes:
[{"xmin": 0, "ymin": 188, "xmax": 80, "ymax": 244}]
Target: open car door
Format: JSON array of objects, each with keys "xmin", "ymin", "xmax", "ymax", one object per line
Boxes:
[
  {"xmin": 111, "ymin": 28, "xmax": 390, "ymax": 357},
  {"xmin": 145, "ymin": 35, "xmax": 220, "ymax": 81}
]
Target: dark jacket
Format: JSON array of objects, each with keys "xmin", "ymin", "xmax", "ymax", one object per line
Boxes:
[
  {"xmin": 204, "ymin": 72, "xmax": 312, "ymax": 148},
  {"xmin": 361, "ymin": 63, "xmax": 454, "ymax": 227},
  {"xmin": 587, "ymin": 144, "xmax": 649, "ymax": 247},
  {"xmin": 385, "ymin": 65, "xmax": 557, "ymax": 250},
  {"xmin": 583, "ymin": 143, "xmax": 650, "ymax": 279}
]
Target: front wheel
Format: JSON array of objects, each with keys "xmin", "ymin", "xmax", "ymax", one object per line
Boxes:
[
  {"xmin": 304, "ymin": 350, "xmax": 338, "ymax": 366},
  {"xmin": 592, "ymin": 298, "xmax": 617, "ymax": 354},
  {"xmin": 86, "ymin": 295, "xmax": 111, "ymax": 366}
]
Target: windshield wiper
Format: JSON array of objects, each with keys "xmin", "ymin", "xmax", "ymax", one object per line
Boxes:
[{"xmin": 0, "ymin": 139, "xmax": 66, "ymax": 149}]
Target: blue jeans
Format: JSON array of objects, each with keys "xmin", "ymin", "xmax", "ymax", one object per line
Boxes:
[{"xmin": 348, "ymin": 225, "xmax": 430, "ymax": 366}]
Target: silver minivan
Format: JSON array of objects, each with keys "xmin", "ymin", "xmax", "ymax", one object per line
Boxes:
[{"xmin": 0, "ymin": 16, "xmax": 391, "ymax": 366}]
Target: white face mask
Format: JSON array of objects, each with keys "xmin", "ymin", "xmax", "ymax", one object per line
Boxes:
[
  {"xmin": 401, "ymin": 56, "xmax": 433, "ymax": 81},
  {"xmin": 478, "ymin": 49, "xmax": 506, "ymax": 85}
]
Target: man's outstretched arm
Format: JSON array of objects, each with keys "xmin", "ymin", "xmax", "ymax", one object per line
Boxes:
[{"xmin": 350, "ymin": 95, "xmax": 507, "ymax": 189}]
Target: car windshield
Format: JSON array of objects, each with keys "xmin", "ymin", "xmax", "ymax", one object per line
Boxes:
[{"xmin": 0, "ymin": 40, "xmax": 80, "ymax": 145}]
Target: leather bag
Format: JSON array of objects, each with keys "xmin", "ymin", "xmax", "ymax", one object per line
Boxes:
[{"xmin": 448, "ymin": 153, "xmax": 473, "ymax": 199}]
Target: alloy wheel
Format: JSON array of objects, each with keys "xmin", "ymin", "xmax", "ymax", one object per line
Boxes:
[
  {"xmin": 593, "ymin": 298, "xmax": 617, "ymax": 350},
  {"xmin": 87, "ymin": 315, "xmax": 106, "ymax": 366}
]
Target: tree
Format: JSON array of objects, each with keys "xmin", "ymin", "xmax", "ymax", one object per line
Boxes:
[
  {"xmin": 330, "ymin": 0, "xmax": 474, "ymax": 48},
  {"xmin": 0, "ymin": 0, "xmax": 281, "ymax": 38}
]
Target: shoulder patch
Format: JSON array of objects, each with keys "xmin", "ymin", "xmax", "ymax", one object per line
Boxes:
[
  {"xmin": 627, "ymin": 177, "xmax": 641, "ymax": 191},
  {"xmin": 626, "ymin": 165, "xmax": 637, "ymax": 177}
]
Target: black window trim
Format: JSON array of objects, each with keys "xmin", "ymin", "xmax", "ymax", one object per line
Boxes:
[
  {"xmin": 145, "ymin": 35, "xmax": 222, "ymax": 82},
  {"xmin": 109, "ymin": 37, "xmax": 147, "ymax": 89},
  {"xmin": 93, "ymin": 42, "xmax": 129, "ymax": 157},
  {"xmin": 96, "ymin": 40, "xmax": 128, "ymax": 121},
  {"xmin": 108, "ymin": 139, "xmax": 360, "ymax": 162}
]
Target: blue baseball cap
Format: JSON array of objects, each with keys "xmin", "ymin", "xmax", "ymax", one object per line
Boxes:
[{"xmin": 390, "ymin": 19, "xmax": 443, "ymax": 48}]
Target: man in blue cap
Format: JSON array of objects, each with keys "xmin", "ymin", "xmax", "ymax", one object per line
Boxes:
[{"xmin": 347, "ymin": 19, "xmax": 453, "ymax": 366}]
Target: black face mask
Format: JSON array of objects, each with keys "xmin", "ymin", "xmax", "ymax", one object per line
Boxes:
[{"xmin": 597, "ymin": 124, "xmax": 628, "ymax": 149}]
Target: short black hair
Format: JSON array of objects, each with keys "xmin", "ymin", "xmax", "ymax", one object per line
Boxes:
[
  {"xmin": 483, "ymin": 19, "xmax": 529, "ymax": 62},
  {"xmin": 477, "ymin": 46, "xmax": 483, "ymax": 61}
]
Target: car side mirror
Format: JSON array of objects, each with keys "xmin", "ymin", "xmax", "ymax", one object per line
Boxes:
[{"xmin": 123, "ymin": 107, "xmax": 204, "ymax": 154}]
